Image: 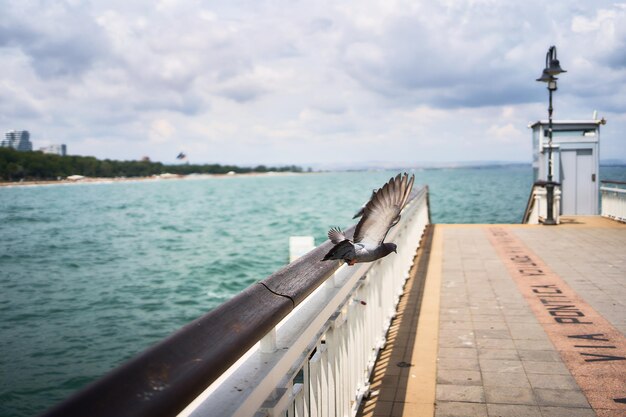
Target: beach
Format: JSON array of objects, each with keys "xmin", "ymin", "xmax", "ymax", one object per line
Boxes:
[{"xmin": 0, "ymin": 171, "xmax": 302, "ymax": 188}]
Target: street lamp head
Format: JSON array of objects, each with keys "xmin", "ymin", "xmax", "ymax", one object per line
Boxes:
[
  {"xmin": 536, "ymin": 69, "xmax": 556, "ymax": 83},
  {"xmin": 544, "ymin": 46, "xmax": 566, "ymax": 76},
  {"xmin": 546, "ymin": 58, "xmax": 566, "ymax": 75},
  {"xmin": 537, "ymin": 46, "xmax": 565, "ymax": 86}
]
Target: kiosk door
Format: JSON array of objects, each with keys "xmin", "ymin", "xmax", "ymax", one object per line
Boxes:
[{"xmin": 560, "ymin": 149, "xmax": 596, "ymax": 215}]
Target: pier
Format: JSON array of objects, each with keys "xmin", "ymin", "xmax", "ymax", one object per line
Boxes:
[{"xmin": 359, "ymin": 217, "xmax": 626, "ymax": 417}]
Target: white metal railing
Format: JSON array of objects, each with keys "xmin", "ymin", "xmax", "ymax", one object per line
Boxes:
[
  {"xmin": 179, "ymin": 189, "xmax": 430, "ymax": 417},
  {"xmin": 522, "ymin": 183, "xmax": 561, "ymax": 224},
  {"xmin": 601, "ymin": 181, "xmax": 626, "ymax": 223}
]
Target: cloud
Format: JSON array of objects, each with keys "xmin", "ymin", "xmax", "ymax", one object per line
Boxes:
[
  {"xmin": 0, "ymin": 0, "xmax": 625, "ymax": 164},
  {"xmin": 487, "ymin": 123, "xmax": 524, "ymax": 143},
  {"xmin": 0, "ymin": 2, "xmax": 110, "ymax": 78},
  {"xmin": 149, "ymin": 119, "xmax": 176, "ymax": 144},
  {"xmin": 336, "ymin": 2, "xmax": 551, "ymax": 108},
  {"xmin": 571, "ymin": 5, "xmax": 626, "ymax": 70}
]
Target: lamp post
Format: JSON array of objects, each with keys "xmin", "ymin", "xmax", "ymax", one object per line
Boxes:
[{"xmin": 536, "ymin": 46, "xmax": 566, "ymax": 225}]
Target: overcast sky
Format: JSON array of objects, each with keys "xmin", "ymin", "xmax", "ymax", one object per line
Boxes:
[{"xmin": 1, "ymin": 0, "xmax": 625, "ymax": 166}]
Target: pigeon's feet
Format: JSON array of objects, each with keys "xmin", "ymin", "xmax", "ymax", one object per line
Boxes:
[{"xmin": 347, "ymin": 259, "xmax": 356, "ymax": 266}]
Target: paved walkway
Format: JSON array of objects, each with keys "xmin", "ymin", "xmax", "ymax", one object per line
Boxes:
[{"xmin": 358, "ymin": 217, "xmax": 626, "ymax": 417}]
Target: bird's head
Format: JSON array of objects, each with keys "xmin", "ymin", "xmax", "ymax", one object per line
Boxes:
[{"xmin": 384, "ymin": 243, "xmax": 398, "ymax": 255}]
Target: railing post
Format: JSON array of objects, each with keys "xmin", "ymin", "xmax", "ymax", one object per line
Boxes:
[
  {"xmin": 260, "ymin": 328, "xmax": 278, "ymax": 353},
  {"xmin": 326, "ymin": 315, "xmax": 340, "ymax": 417},
  {"xmin": 308, "ymin": 348, "xmax": 321, "ymax": 417},
  {"xmin": 319, "ymin": 342, "xmax": 329, "ymax": 417}
]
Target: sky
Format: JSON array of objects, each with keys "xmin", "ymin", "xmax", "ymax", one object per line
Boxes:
[{"xmin": 1, "ymin": 0, "xmax": 625, "ymax": 166}]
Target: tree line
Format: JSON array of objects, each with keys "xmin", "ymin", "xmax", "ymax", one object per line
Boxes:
[{"xmin": 0, "ymin": 148, "xmax": 304, "ymax": 181}]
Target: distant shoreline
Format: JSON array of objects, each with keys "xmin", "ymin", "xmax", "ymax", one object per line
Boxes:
[{"xmin": 0, "ymin": 172, "xmax": 304, "ymax": 188}]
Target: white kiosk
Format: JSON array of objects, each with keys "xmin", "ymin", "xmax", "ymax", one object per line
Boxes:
[{"xmin": 529, "ymin": 119, "xmax": 604, "ymax": 216}]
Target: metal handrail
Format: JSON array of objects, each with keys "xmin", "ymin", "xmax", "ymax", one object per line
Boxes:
[
  {"xmin": 41, "ymin": 186, "xmax": 428, "ymax": 417},
  {"xmin": 600, "ymin": 179, "xmax": 626, "ymax": 186},
  {"xmin": 601, "ymin": 186, "xmax": 626, "ymax": 193}
]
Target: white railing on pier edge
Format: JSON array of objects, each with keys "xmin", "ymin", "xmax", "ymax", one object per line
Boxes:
[
  {"xmin": 522, "ymin": 183, "xmax": 561, "ymax": 224},
  {"xmin": 179, "ymin": 189, "xmax": 430, "ymax": 417},
  {"xmin": 601, "ymin": 181, "xmax": 626, "ymax": 223}
]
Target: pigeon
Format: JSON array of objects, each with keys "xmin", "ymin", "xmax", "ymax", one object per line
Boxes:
[{"xmin": 322, "ymin": 173, "xmax": 415, "ymax": 266}]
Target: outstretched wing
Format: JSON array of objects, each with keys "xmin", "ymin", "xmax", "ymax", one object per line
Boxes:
[{"xmin": 353, "ymin": 173, "xmax": 415, "ymax": 246}]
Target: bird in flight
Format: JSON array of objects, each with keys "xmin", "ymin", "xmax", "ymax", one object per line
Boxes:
[{"xmin": 322, "ymin": 173, "xmax": 415, "ymax": 266}]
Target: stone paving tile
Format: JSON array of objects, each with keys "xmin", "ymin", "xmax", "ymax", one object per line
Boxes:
[
  {"xmin": 502, "ymin": 310, "xmax": 535, "ymax": 318},
  {"xmin": 533, "ymin": 389, "xmax": 591, "ymax": 408},
  {"xmin": 508, "ymin": 328, "xmax": 551, "ymax": 341},
  {"xmin": 441, "ymin": 303, "xmax": 470, "ymax": 309},
  {"xmin": 439, "ymin": 328, "xmax": 474, "ymax": 339},
  {"xmin": 522, "ymin": 361, "xmax": 571, "ymax": 375},
  {"xmin": 486, "ymin": 403, "xmax": 542, "ymax": 417},
  {"xmin": 438, "ymin": 347, "xmax": 478, "ymax": 359},
  {"xmin": 472, "ymin": 321, "xmax": 509, "ymax": 330},
  {"xmin": 437, "ymin": 356, "xmax": 480, "ymax": 371},
  {"xmin": 437, "ymin": 370, "xmax": 482, "ymax": 386},
  {"xmin": 438, "ymin": 335, "xmax": 476, "ymax": 349},
  {"xmin": 436, "ymin": 385, "xmax": 485, "ymax": 403},
  {"xmin": 481, "ymin": 372, "xmax": 531, "ymax": 388},
  {"xmin": 440, "ymin": 321, "xmax": 474, "ymax": 330},
  {"xmin": 475, "ymin": 338, "xmax": 516, "ymax": 349},
  {"xmin": 526, "ymin": 373, "xmax": 579, "ymax": 390},
  {"xmin": 477, "ymin": 348, "xmax": 519, "ymax": 360},
  {"xmin": 512, "ymin": 339, "xmax": 555, "ymax": 351},
  {"xmin": 538, "ymin": 407, "xmax": 597, "ymax": 417},
  {"xmin": 503, "ymin": 315, "xmax": 542, "ymax": 324},
  {"xmin": 470, "ymin": 306, "xmax": 503, "ymax": 314},
  {"xmin": 517, "ymin": 349, "xmax": 562, "ymax": 362},
  {"xmin": 484, "ymin": 386, "xmax": 536, "ymax": 406},
  {"xmin": 435, "ymin": 401, "xmax": 488, "ymax": 417},
  {"xmin": 506, "ymin": 323, "xmax": 544, "ymax": 333},
  {"xmin": 472, "ymin": 314, "xmax": 506, "ymax": 322},
  {"xmin": 440, "ymin": 311, "xmax": 473, "ymax": 320},
  {"xmin": 475, "ymin": 329, "xmax": 511, "ymax": 340},
  {"xmin": 478, "ymin": 359, "xmax": 524, "ymax": 373}
]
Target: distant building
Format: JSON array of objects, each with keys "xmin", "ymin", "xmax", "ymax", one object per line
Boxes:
[
  {"xmin": 40, "ymin": 144, "xmax": 67, "ymax": 156},
  {"xmin": 1, "ymin": 130, "xmax": 33, "ymax": 151}
]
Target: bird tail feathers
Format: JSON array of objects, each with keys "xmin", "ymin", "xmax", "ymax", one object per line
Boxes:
[
  {"xmin": 327, "ymin": 227, "xmax": 347, "ymax": 244},
  {"xmin": 322, "ymin": 240, "xmax": 356, "ymax": 262}
]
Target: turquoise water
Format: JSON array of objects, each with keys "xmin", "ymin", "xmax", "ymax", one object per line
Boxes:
[{"xmin": 1, "ymin": 166, "xmax": 624, "ymax": 417}]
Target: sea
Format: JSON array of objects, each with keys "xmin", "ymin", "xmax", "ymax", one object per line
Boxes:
[{"xmin": 1, "ymin": 165, "xmax": 625, "ymax": 417}]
